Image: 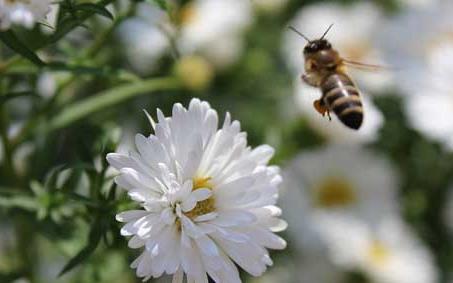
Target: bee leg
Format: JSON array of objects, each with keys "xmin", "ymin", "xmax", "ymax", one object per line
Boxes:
[
  {"xmin": 302, "ymin": 73, "xmax": 319, "ymax": 87},
  {"xmin": 313, "ymin": 99, "xmax": 331, "ymax": 120}
]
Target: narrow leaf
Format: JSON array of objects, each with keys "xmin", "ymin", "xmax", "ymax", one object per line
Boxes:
[
  {"xmin": 58, "ymin": 243, "xmax": 98, "ymax": 276},
  {"xmin": 75, "ymin": 3, "xmax": 114, "ymax": 20},
  {"xmin": 44, "ymin": 164, "xmax": 67, "ymax": 191},
  {"xmin": 0, "ymin": 31, "xmax": 46, "ymax": 67},
  {"xmin": 0, "ymin": 91, "xmax": 38, "ymax": 105},
  {"xmin": 59, "ymin": 219, "xmax": 103, "ymax": 276},
  {"xmin": 49, "ymin": 0, "xmax": 115, "ymax": 44}
]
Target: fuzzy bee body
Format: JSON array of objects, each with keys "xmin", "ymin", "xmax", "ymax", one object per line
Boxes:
[
  {"xmin": 321, "ymin": 73, "xmax": 363, "ymax": 129},
  {"xmin": 290, "ymin": 25, "xmax": 364, "ymax": 130}
]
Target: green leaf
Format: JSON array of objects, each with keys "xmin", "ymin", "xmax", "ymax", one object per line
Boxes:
[
  {"xmin": 30, "ymin": 181, "xmax": 46, "ymax": 197},
  {"xmin": 50, "ymin": 16, "xmax": 82, "ymax": 44},
  {"xmin": 0, "ymin": 195, "xmax": 37, "ymax": 211},
  {"xmin": 44, "ymin": 164, "xmax": 67, "ymax": 191},
  {"xmin": 46, "ymin": 77, "xmax": 180, "ymax": 132},
  {"xmin": 0, "ymin": 31, "xmax": 46, "ymax": 67},
  {"xmin": 63, "ymin": 191, "xmax": 99, "ymax": 207},
  {"xmin": 0, "ymin": 91, "xmax": 38, "ymax": 105},
  {"xmin": 47, "ymin": 62, "xmax": 112, "ymax": 76},
  {"xmin": 49, "ymin": 0, "xmax": 115, "ymax": 44},
  {"xmin": 75, "ymin": 3, "xmax": 114, "ymax": 20},
  {"xmin": 59, "ymin": 218, "xmax": 104, "ymax": 276},
  {"xmin": 44, "ymin": 164, "xmax": 66, "ymax": 191}
]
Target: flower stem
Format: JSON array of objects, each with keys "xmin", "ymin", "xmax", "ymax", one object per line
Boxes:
[
  {"xmin": 84, "ymin": 3, "xmax": 136, "ymax": 59},
  {"xmin": 0, "ymin": 55, "xmax": 21, "ymax": 75},
  {"xmin": 0, "ymin": 106, "xmax": 15, "ymax": 182},
  {"xmin": 46, "ymin": 77, "xmax": 181, "ymax": 133}
]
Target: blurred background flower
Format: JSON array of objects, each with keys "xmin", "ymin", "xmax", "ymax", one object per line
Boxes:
[
  {"xmin": 281, "ymin": 145, "xmax": 399, "ymax": 254},
  {"xmin": 115, "ymin": 3, "xmax": 171, "ymax": 75},
  {"xmin": 317, "ymin": 216, "xmax": 437, "ymax": 283},
  {"xmin": 380, "ymin": 1, "xmax": 453, "ymax": 151},
  {"xmin": 0, "ymin": 0, "xmax": 51, "ymax": 30},
  {"xmin": 177, "ymin": 0, "xmax": 253, "ymax": 70}
]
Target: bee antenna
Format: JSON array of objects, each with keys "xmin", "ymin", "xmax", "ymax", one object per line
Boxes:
[
  {"xmin": 288, "ymin": 26, "xmax": 311, "ymax": 43},
  {"xmin": 320, "ymin": 23, "xmax": 334, "ymax": 40}
]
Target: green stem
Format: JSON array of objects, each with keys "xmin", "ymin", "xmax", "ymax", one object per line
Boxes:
[
  {"xmin": 0, "ymin": 55, "xmax": 21, "ymax": 75},
  {"xmin": 46, "ymin": 77, "xmax": 180, "ymax": 133},
  {"xmin": 12, "ymin": 77, "xmax": 180, "ymax": 146},
  {"xmin": 0, "ymin": 105, "xmax": 16, "ymax": 183},
  {"xmin": 46, "ymin": 0, "xmax": 116, "ymax": 45},
  {"xmin": 84, "ymin": 3, "xmax": 136, "ymax": 58}
]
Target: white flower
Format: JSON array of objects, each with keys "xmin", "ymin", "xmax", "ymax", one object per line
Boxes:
[
  {"xmin": 0, "ymin": 0, "xmax": 51, "ymax": 30},
  {"xmin": 380, "ymin": 2, "xmax": 453, "ymax": 150},
  {"xmin": 283, "ymin": 2, "xmax": 394, "ymax": 94},
  {"xmin": 248, "ymin": 252, "xmax": 346, "ymax": 283},
  {"xmin": 116, "ymin": 3, "xmax": 171, "ymax": 74},
  {"xmin": 317, "ymin": 216, "xmax": 437, "ymax": 283},
  {"xmin": 178, "ymin": 0, "xmax": 253, "ymax": 69},
  {"xmin": 36, "ymin": 72, "xmax": 57, "ymax": 98},
  {"xmin": 40, "ymin": 3, "xmax": 58, "ymax": 34},
  {"xmin": 293, "ymin": 252, "xmax": 347, "ymax": 283},
  {"xmin": 293, "ymin": 80, "xmax": 384, "ymax": 144},
  {"xmin": 281, "ymin": 145, "xmax": 399, "ymax": 253},
  {"xmin": 107, "ymin": 98, "xmax": 286, "ymax": 282}
]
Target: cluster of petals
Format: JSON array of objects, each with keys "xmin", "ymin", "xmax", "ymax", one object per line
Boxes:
[{"xmin": 107, "ymin": 99, "xmax": 286, "ymax": 282}]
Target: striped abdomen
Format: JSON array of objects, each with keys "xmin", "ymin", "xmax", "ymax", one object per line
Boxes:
[{"xmin": 321, "ymin": 73, "xmax": 363, "ymax": 129}]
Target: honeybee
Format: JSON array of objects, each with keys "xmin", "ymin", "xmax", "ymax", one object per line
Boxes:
[{"xmin": 290, "ymin": 24, "xmax": 376, "ymax": 130}]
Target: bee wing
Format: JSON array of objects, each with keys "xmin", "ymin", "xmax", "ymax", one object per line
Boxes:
[{"xmin": 342, "ymin": 59, "xmax": 394, "ymax": 72}]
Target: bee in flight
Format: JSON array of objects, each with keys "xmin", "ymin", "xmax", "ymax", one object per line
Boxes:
[{"xmin": 290, "ymin": 24, "xmax": 377, "ymax": 130}]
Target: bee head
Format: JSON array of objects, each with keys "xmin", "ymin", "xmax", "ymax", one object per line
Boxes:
[{"xmin": 303, "ymin": 39, "xmax": 332, "ymax": 54}]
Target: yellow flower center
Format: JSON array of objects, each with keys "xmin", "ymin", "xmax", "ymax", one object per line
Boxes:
[
  {"xmin": 175, "ymin": 56, "xmax": 214, "ymax": 92},
  {"xmin": 176, "ymin": 176, "xmax": 216, "ymax": 230},
  {"xmin": 179, "ymin": 3, "xmax": 197, "ymax": 26},
  {"xmin": 193, "ymin": 176, "xmax": 212, "ymax": 190},
  {"xmin": 367, "ymin": 240, "xmax": 391, "ymax": 266},
  {"xmin": 314, "ymin": 177, "xmax": 357, "ymax": 208},
  {"xmin": 185, "ymin": 176, "xmax": 216, "ymax": 218}
]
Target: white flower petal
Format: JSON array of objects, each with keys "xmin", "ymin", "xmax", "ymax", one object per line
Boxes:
[
  {"xmin": 181, "ymin": 197, "xmax": 197, "ymax": 213},
  {"xmin": 191, "ymin": 188, "xmax": 212, "ymax": 202},
  {"xmin": 194, "ymin": 212, "xmax": 218, "ymax": 222},
  {"xmin": 128, "ymin": 235, "xmax": 146, "ymax": 249},
  {"xmin": 211, "ymin": 210, "xmax": 257, "ymax": 227},
  {"xmin": 106, "ymin": 153, "xmax": 136, "ymax": 170},
  {"xmin": 249, "ymin": 145, "xmax": 274, "ymax": 165},
  {"xmin": 116, "ymin": 210, "xmax": 149, "ymax": 222}
]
